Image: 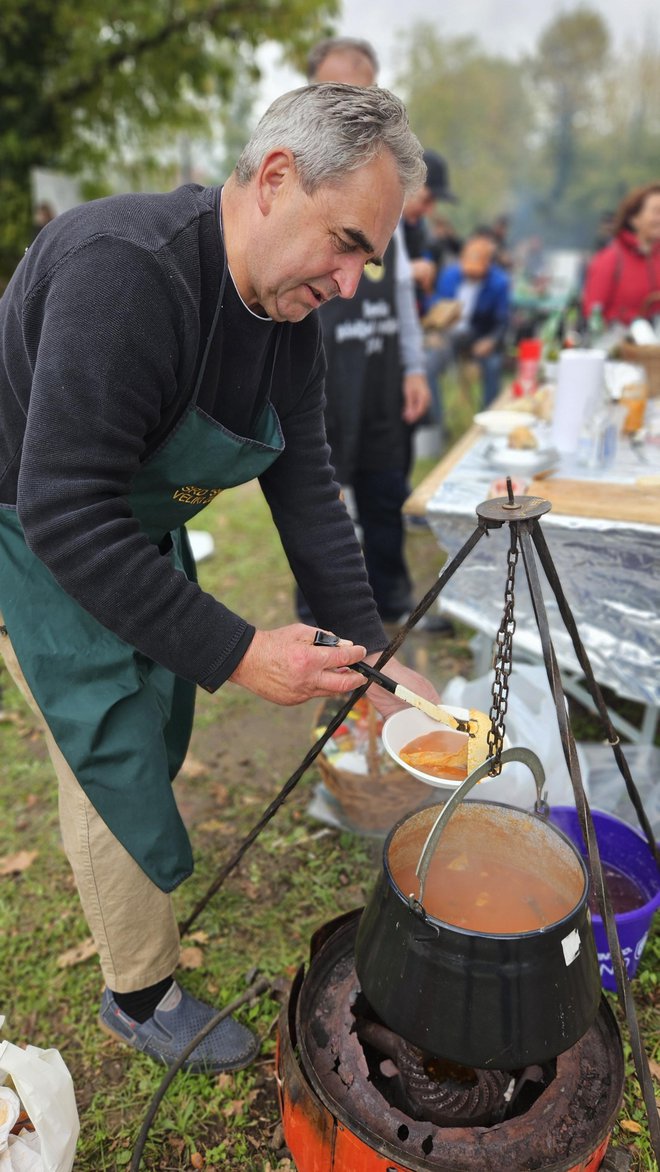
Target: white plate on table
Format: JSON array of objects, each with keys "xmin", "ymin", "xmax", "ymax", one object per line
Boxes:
[
  {"xmin": 474, "ymin": 409, "xmax": 536, "ymax": 435},
  {"xmin": 485, "ymin": 442, "xmax": 559, "ymax": 476}
]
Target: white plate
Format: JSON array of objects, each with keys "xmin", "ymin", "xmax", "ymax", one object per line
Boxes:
[
  {"xmin": 486, "ymin": 444, "xmax": 559, "ymax": 475},
  {"xmin": 474, "ymin": 409, "xmax": 536, "ymax": 435},
  {"xmin": 382, "ymin": 707, "xmax": 510, "ymax": 791}
]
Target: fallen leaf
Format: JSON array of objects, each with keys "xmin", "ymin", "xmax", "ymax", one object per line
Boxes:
[
  {"xmin": 649, "ymin": 1057, "xmax": 660, "ymax": 1082},
  {"xmin": 216, "ymin": 1073, "xmax": 233, "ymax": 1091},
  {"xmin": 222, "ymin": 1099, "xmax": 244, "ymax": 1117},
  {"xmin": 198, "ymin": 819, "xmax": 233, "ymax": 834},
  {"xmin": 179, "ymin": 946, "xmax": 205, "ymax": 970},
  {"xmin": 187, "ymin": 930, "xmax": 209, "ymax": 944},
  {"xmin": 619, "ymin": 1119, "xmax": 643, "ymax": 1134},
  {"xmin": 190, "ymin": 1153, "xmax": 205, "ymax": 1169},
  {"xmin": 0, "ymin": 850, "xmax": 38, "ymax": 876},
  {"xmin": 0, "ymin": 711, "xmax": 24, "ymax": 726},
  {"xmin": 57, "ymin": 938, "xmax": 97, "ymax": 968}
]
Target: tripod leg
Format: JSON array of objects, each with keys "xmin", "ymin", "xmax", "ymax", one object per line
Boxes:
[
  {"xmin": 518, "ymin": 524, "xmax": 660, "ymax": 1164},
  {"xmin": 374, "ymin": 520, "xmax": 490, "ymax": 666}
]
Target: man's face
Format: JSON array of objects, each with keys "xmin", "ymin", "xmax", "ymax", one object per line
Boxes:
[
  {"xmin": 461, "ymin": 237, "xmax": 496, "ymax": 279},
  {"xmin": 246, "ymin": 151, "xmax": 404, "ymax": 322}
]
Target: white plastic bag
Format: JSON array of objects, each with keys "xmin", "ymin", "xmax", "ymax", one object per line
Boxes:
[
  {"xmin": 0, "ymin": 1019, "xmax": 79, "ymax": 1172},
  {"xmin": 442, "ymin": 661, "xmax": 588, "ymax": 807}
]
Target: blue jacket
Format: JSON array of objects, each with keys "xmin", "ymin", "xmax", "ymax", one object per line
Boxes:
[{"xmin": 432, "ymin": 263, "xmax": 510, "ymax": 349}]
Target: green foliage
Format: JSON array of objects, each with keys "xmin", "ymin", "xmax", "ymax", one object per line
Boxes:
[
  {"xmin": 394, "ymin": 6, "xmax": 660, "ymax": 249},
  {"xmin": 395, "ymin": 24, "xmax": 532, "ymax": 234},
  {"xmin": 0, "ymin": 0, "xmax": 338, "ymax": 276}
]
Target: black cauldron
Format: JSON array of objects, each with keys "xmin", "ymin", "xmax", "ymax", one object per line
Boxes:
[{"xmin": 355, "ymin": 748, "xmax": 602, "ymax": 1070}]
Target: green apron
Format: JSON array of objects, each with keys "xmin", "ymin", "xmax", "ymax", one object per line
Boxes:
[{"xmin": 0, "ymin": 258, "xmax": 284, "ymax": 890}]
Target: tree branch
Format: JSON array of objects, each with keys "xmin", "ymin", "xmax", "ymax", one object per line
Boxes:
[{"xmin": 57, "ymin": 0, "xmax": 265, "ymax": 105}]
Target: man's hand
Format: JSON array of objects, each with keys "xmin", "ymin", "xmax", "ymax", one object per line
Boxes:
[
  {"xmin": 229, "ymin": 625, "xmax": 367, "ymax": 705},
  {"xmin": 472, "ymin": 336, "xmax": 495, "ymax": 358},
  {"xmin": 410, "ymin": 257, "xmax": 437, "ymax": 292},
  {"xmin": 360, "ymin": 652, "xmax": 443, "ymax": 720},
  {"xmin": 402, "ymin": 372, "xmax": 432, "ymax": 424}
]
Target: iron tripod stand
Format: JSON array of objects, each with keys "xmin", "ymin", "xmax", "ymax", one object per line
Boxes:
[
  {"xmin": 387, "ymin": 484, "xmax": 659, "ymax": 1161},
  {"xmin": 175, "ymin": 482, "xmax": 660, "ymax": 1162}
]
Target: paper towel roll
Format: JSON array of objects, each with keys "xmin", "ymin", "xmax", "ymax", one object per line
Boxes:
[{"xmin": 551, "ymin": 349, "xmax": 606, "ymax": 453}]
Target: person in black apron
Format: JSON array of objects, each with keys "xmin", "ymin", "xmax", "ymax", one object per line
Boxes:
[
  {"xmin": 300, "ymin": 38, "xmax": 433, "ymax": 627},
  {"xmin": 0, "ymin": 84, "xmax": 439, "ymax": 1074}
]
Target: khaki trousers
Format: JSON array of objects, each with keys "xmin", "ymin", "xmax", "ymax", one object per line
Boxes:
[{"xmin": 0, "ymin": 620, "xmax": 180, "ymax": 992}]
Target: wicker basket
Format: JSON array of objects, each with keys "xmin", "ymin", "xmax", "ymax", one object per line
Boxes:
[
  {"xmin": 618, "ymin": 341, "xmax": 660, "ymax": 398},
  {"xmin": 314, "ymin": 698, "xmax": 437, "ymax": 835}
]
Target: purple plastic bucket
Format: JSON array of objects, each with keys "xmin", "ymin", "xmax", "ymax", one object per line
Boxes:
[{"xmin": 549, "ymin": 806, "xmax": 660, "ymax": 991}]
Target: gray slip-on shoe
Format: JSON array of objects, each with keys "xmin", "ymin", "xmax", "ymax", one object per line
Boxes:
[{"xmin": 99, "ymin": 981, "xmax": 259, "ymax": 1073}]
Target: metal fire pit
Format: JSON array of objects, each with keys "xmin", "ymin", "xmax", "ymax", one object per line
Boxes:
[{"xmin": 276, "ymin": 910, "xmax": 625, "ymax": 1171}]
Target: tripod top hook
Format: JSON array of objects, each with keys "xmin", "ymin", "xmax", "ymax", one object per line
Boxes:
[{"xmin": 476, "ymin": 493, "xmax": 552, "ymax": 526}]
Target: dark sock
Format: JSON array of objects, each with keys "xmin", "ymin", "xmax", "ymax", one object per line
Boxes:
[{"xmin": 111, "ymin": 976, "xmax": 174, "ymax": 1024}]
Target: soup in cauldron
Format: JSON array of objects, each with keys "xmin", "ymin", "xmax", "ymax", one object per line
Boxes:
[{"xmin": 391, "ymin": 805, "xmax": 585, "ymax": 934}]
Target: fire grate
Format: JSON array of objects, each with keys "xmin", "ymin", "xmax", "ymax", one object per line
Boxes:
[
  {"xmin": 355, "ymin": 1014, "xmax": 514, "ymax": 1128},
  {"xmin": 293, "ymin": 911, "xmax": 625, "ymax": 1170}
]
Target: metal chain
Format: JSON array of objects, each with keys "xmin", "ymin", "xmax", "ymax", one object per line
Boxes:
[{"xmin": 487, "ymin": 527, "xmax": 519, "ymax": 774}]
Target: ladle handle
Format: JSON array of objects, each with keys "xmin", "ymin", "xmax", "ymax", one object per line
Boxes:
[{"xmin": 414, "ymin": 747, "xmax": 548, "ymax": 909}]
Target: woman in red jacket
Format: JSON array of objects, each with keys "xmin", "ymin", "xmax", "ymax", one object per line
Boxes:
[{"xmin": 582, "ymin": 182, "xmax": 660, "ymax": 324}]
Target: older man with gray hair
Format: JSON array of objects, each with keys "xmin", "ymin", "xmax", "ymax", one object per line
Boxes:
[{"xmin": 0, "ymin": 84, "xmax": 435, "ymax": 1074}]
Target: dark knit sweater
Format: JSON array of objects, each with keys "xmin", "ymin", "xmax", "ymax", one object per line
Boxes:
[{"xmin": 0, "ymin": 184, "xmax": 386, "ymax": 691}]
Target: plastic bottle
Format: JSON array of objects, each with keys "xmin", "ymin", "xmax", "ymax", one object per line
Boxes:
[
  {"xmin": 587, "ymin": 303, "xmax": 605, "ymax": 346},
  {"xmin": 561, "ymin": 304, "xmax": 583, "ymax": 349},
  {"xmin": 512, "ymin": 337, "xmax": 542, "ymax": 397},
  {"xmin": 576, "ymin": 383, "xmax": 619, "ymax": 468}
]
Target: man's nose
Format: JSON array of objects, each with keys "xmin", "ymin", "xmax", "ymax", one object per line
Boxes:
[{"xmin": 334, "ymin": 256, "xmax": 366, "ymax": 299}]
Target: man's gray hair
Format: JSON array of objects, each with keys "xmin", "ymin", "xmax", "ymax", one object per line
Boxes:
[
  {"xmin": 234, "ymin": 84, "xmax": 425, "ymax": 198},
  {"xmin": 306, "ymin": 37, "xmax": 379, "ymax": 81}
]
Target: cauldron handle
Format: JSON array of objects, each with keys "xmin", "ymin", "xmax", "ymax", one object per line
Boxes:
[{"xmin": 414, "ymin": 747, "xmax": 548, "ymax": 909}]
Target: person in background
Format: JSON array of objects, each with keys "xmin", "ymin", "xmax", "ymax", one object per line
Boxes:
[
  {"xmin": 491, "ymin": 212, "xmax": 514, "ymax": 271},
  {"xmin": 582, "ymin": 182, "xmax": 660, "ymax": 325},
  {"xmin": 427, "ymin": 211, "xmax": 463, "ymax": 268},
  {"xmin": 403, "ymin": 149, "xmax": 459, "ymax": 313},
  {"xmin": 401, "ymin": 151, "xmax": 460, "ymax": 443},
  {"xmin": 306, "ymin": 35, "xmax": 378, "ymax": 88},
  {"xmin": 426, "ymin": 228, "xmax": 511, "ymax": 408},
  {"xmin": 591, "ymin": 209, "xmax": 616, "ymax": 254},
  {"xmin": 298, "ymin": 37, "xmax": 435, "ymax": 628},
  {"xmin": 0, "ymin": 83, "xmax": 440, "ymax": 1075},
  {"xmin": 31, "ymin": 202, "xmax": 57, "ymax": 239}
]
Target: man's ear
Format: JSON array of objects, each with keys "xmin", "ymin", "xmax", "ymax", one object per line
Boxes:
[{"xmin": 256, "ymin": 149, "xmax": 296, "ymax": 216}]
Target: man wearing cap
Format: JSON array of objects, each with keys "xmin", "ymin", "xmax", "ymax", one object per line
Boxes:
[{"xmin": 403, "ymin": 149, "xmax": 459, "ymax": 310}]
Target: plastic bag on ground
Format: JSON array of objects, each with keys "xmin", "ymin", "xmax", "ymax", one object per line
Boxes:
[{"xmin": 0, "ymin": 1019, "xmax": 79, "ymax": 1172}]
